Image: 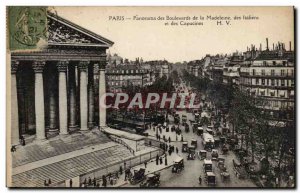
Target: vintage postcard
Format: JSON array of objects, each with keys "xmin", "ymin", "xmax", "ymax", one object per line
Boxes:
[{"xmin": 6, "ymin": 6, "xmax": 295, "ymax": 188}]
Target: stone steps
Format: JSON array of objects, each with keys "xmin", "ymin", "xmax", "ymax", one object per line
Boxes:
[
  {"xmin": 12, "ymin": 144, "xmax": 134, "ymax": 187},
  {"xmin": 12, "ymin": 131, "xmax": 110, "ymax": 167}
]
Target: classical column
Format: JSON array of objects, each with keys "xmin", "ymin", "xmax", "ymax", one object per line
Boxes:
[
  {"xmin": 69, "ymin": 64, "xmax": 77, "ymax": 128},
  {"xmin": 48, "ymin": 72, "xmax": 57, "ymax": 131},
  {"xmin": 32, "ymin": 61, "xmax": 46, "ymax": 141},
  {"xmin": 78, "ymin": 61, "xmax": 89, "ymax": 131},
  {"xmin": 99, "ymin": 61, "xmax": 107, "ymax": 127},
  {"xmin": 11, "ymin": 60, "xmax": 19, "ymax": 145},
  {"xmin": 57, "ymin": 61, "xmax": 69, "ymax": 135},
  {"xmin": 88, "ymin": 63, "xmax": 94, "ymax": 128}
]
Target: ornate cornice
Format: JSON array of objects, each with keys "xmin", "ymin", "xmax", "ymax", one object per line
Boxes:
[
  {"xmin": 78, "ymin": 60, "xmax": 89, "ymax": 72},
  {"xmin": 11, "ymin": 60, "xmax": 19, "ymax": 74},
  {"xmin": 32, "ymin": 60, "xmax": 46, "ymax": 73},
  {"xmin": 57, "ymin": 60, "xmax": 69, "ymax": 72},
  {"xmin": 99, "ymin": 61, "xmax": 107, "ymax": 70}
]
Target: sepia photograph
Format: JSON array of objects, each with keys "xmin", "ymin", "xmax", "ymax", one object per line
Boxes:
[{"xmin": 6, "ymin": 6, "xmax": 295, "ymax": 188}]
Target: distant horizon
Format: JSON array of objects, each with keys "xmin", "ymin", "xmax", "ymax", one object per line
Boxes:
[{"xmin": 54, "ymin": 6, "xmax": 294, "ymax": 63}]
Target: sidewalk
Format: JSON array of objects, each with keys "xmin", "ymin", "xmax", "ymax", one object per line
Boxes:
[
  {"xmin": 117, "ymin": 152, "xmax": 182, "ymax": 187},
  {"xmin": 102, "ymin": 127, "xmax": 145, "ymax": 141}
]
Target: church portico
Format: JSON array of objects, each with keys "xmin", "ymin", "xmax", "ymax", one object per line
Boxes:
[{"xmin": 10, "ymin": 13, "xmax": 114, "ymax": 145}]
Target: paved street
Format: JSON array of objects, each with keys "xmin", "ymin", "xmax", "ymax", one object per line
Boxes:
[{"xmin": 123, "ymin": 81, "xmax": 257, "ymax": 188}]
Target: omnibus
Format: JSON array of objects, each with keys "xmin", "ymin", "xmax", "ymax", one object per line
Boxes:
[{"xmin": 202, "ymin": 133, "xmax": 215, "ymax": 150}]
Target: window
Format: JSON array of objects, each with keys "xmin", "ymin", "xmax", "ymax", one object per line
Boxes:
[
  {"xmin": 270, "ymin": 91, "xmax": 275, "ymax": 97},
  {"xmin": 291, "ymin": 80, "xmax": 294, "ymax": 87},
  {"xmin": 273, "ymin": 61, "xmax": 276, "ymax": 65},
  {"xmin": 271, "ymin": 79, "xmax": 275, "ymax": 86},
  {"xmin": 281, "ymin": 80, "xmax": 285, "ymax": 86},
  {"xmin": 263, "ymin": 61, "xmax": 267, "ymax": 66},
  {"xmin": 266, "ymin": 79, "xmax": 269, "ymax": 85},
  {"xmin": 256, "ymin": 78, "xmax": 259, "ymax": 85},
  {"xmin": 281, "ymin": 69, "xmax": 285, "ymax": 76},
  {"xmin": 283, "ymin": 61, "xmax": 287, "ymax": 66},
  {"xmin": 262, "ymin": 79, "xmax": 265, "ymax": 85},
  {"xmin": 291, "ymin": 69, "xmax": 294, "ymax": 76},
  {"xmin": 252, "ymin": 69, "xmax": 256, "ymax": 75},
  {"xmin": 274, "ymin": 101, "xmax": 278, "ymax": 107},
  {"xmin": 262, "ymin": 69, "xmax": 265, "ymax": 76},
  {"xmin": 276, "ymin": 79, "xmax": 279, "ymax": 86},
  {"xmin": 271, "ymin": 69, "xmax": 275, "ymax": 76}
]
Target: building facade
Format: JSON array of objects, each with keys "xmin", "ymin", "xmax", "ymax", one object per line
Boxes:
[
  {"xmin": 239, "ymin": 42, "xmax": 294, "ymax": 123},
  {"xmin": 10, "ymin": 13, "xmax": 113, "ymax": 145},
  {"xmin": 106, "ymin": 65, "xmax": 154, "ymax": 92}
]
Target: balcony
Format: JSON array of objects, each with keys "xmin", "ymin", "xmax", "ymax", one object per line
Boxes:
[{"xmin": 240, "ymin": 72, "xmax": 294, "ymax": 78}]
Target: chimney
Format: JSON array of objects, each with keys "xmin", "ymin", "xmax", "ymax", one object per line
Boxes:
[
  {"xmin": 289, "ymin": 41, "xmax": 292, "ymax": 51},
  {"xmin": 260, "ymin": 43, "xmax": 262, "ymax": 51},
  {"xmin": 266, "ymin": 38, "xmax": 269, "ymax": 50}
]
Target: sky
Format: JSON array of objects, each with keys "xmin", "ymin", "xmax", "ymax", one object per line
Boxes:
[{"xmin": 54, "ymin": 6, "xmax": 294, "ymax": 63}]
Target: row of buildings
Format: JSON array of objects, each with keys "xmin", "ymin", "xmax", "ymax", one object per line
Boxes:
[
  {"xmin": 106, "ymin": 54, "xmax": 170, "ymax": 92},
  {"xmin": 187, "ymin": 38, "xmax": 295, "ymax": 125}
]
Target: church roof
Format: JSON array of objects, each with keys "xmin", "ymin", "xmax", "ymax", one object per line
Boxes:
[{"xmin": 47, "ymin": 12, "xmax": 114, "ymax": 47}]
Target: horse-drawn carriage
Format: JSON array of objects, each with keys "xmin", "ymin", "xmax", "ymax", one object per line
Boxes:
[
  {"xmin": 140, "ymin": 172, "xmax": 160, "ymax": 187},
  {"xmin": 182, "ymin": 142, "xmax": 188, "ymax": 153},
  {"xmin": 199, "ymin": 150, "xmax": 207, "ymax": 160},
  {"xmin": 203, "ymin": 159, "xmax": 213, "ymax": 173},
  {"xmin": 129, "ymin": 168, "xmax": 146, "ymax": 185},
  {"xmin": 211, "ymin": 149, "xmax": 219, "ymax": 161},
  {"xmin": 218, "ymin": 157, "xmax": 230, "ymax": 182},
  {"xmin": 232, "ymin": 159, "xmax": 248, "ymax": 179},
  {"xmin": 205, "ymin": 172, "xmax": 216, "ymax": 186},
  {"xmin": 172, "ymin": 157, "xmax": 184, "ymax": 173},
  {"xmin": 197, "ymin": 127, "xmax": 204, "ymax": 136},
  {"xmin": 187, "ymin": 145, "xmax": 196, "ymax": 160}
]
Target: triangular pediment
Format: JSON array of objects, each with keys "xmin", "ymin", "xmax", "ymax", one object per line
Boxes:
[{"xmin": 47, "ymin": 13, "xmax": 113, "ymax": 47}]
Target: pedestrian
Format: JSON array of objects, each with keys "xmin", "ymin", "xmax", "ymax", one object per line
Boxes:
[
  {"xmin": 124, "ymin": 162, "xmax": 127, "ymax": 169},
  {"xmin": 83, "ymin": 178, "xmax": 87, "ymax": 185},
  {"xmin": 96, "ymin": 182, "xmax": 100, "ymax": 187},
  {"xmin": 181, "ymin": 135, "xmax": 183, "ymax": 142},
  {"xmin": 144, "ymin": 161, "xmax": 147, "ymax": 168},
  {"xmin": 48, "ymin": 178, "xmax": 51, "ymax": 185},
  {"xmin": 69, "ymin": 179, "xmax": 73, "ymax": 187},
  {"xmin": 168, "ymin": 136, "xmax": 171, "ymax": 143},
  {"xmin": 158, "ymin": 135, "xmax": 161, "ymax": 141},
  {"xmin": 88, "ymin": 177, "xmax": 92, "ymax": 185},
  {"xmin": 119, "ymin": 165, "xmax": 123, "ymax": 175},
  {"xmin": 109, "ymin": 172, "xmax": 113, "ymax": 181},
  {"xmin": 102, "ymin": 175, "xmax": 107, "ymax": 187},
  {"xmin": 93, "ymin": 177, "xmax": 96, "ymax": 187},
  {"xmin": 21, "ymin": 138, "xmax": 26, "ymax": 146},
  {"xmin": 168, "ymin": 148, "xmax": 172, "ymax": 156},
  {"xmin": 11, "ymin": 145, "xmax": 16, "ymax": 153},
  {"xmin": 165, "ymin": 155, "xmax": 168, "ymax": 166},
  {"xmin": 44, "ymin": 180, "xmax": 48, "ymax": 187},
  {"xmin": 176, "ymin": 147, "xmax": 179, "ymax": 154},
  {"xmin": 163, "ymin": 135, "xmax": 165, "ymax": 141},
  {"xmin": 199, "ymin": 175, "xmax": 202, "ymax": 185},
  {"xmin": 160, "ymin": 156, "xmax": 163, "ymax": 165}
]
